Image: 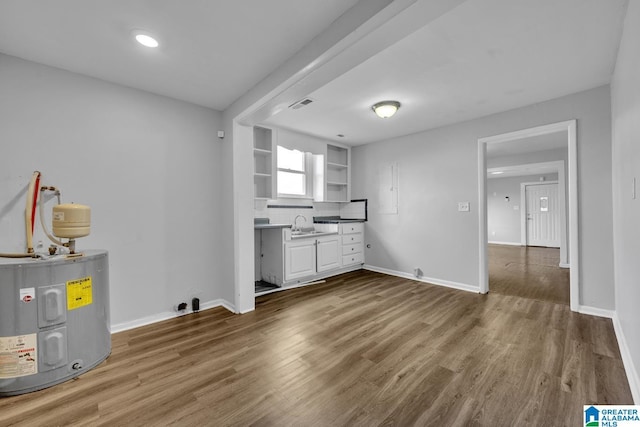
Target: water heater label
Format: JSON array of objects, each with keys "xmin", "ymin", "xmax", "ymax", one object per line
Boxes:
[
  {"xmin": 67, "ymin": 276, "xmax": 93, "ymax": 310},
  {"xmin": 53, "ymin": 211, "xmax": 64, "ymax": 221},
  {"xmin": 0, "ymin": 334, "xmax": 38, "ymax": 379},
  {"xmin": 19, "ymin": 287, "xmax": 35, "ymax": 303}
]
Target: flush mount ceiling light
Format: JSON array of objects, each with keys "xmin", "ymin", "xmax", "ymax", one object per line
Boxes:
[
  {"xmin": 133, "ymin": 31, "xmax": 159, "ymax": 48},
  {"xmin": 372, "ymin": 100, "xmax": 401, "ymax": 118}
]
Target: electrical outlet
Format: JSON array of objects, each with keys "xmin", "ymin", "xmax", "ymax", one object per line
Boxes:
[{"xmin": 458, "ymin": 201, "xmax": 470, "ymax": 212}]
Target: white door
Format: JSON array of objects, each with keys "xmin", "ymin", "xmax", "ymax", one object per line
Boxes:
[
  {"xmin": 317, "ymin": 237, "xmax": 340, "ymax": 272},
  {"xmin": 284, "ymin": 240, "xmax": 316, "ymax": 281},
  {"xmin": 525, "ymin": 183, "xmax": 560, "ymax": 247}
]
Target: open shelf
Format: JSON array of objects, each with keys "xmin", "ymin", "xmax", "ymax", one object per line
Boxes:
[{"xmin": 253, "ymin": 126, "xmax": 275, "ymax": 199}]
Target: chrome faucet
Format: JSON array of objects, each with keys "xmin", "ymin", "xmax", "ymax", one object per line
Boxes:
[{"xmin": 293, "ymin": 215, "xmax": 307, "ymax": 232}]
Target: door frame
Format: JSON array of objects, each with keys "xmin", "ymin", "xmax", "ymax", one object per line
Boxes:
[
  {"xmin": 521, "ymin": 181, "xmax": 560, "ymax": 248},
  {"xmin": 477, "ymin": 120, "xmax": 579, "ymax": 311}
]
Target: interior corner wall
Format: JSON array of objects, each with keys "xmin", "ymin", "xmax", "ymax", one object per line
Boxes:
[
  {"xmin": 611, "ymin": 0, "xmax": 640, "ymax": 403},
  {"xmin": 219, "ymin": 117, "xmax": 236, "ymax": 306},
  {"xmin": 352, "ymin": 85, "xmax": 614, "ymax": 308},
  {"xmin": 0, "ymin": 54, "xmax": 226, "ymax": 328}
]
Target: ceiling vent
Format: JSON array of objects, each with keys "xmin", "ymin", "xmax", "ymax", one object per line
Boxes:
[{"xmin": 289, "ymin": 98, "xmax": 314, "ymax": 110}]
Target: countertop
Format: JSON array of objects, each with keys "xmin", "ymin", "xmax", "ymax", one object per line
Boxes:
[
  {"xmin": 254, "ymin": 223, "xmax": 292, "ymax": 230},
  {"xmin": 254, "ymin": 218, "xmax": 292, "ymax": 230},
  {"xmin": 313, "ymin": 216, "xmax": 366, "ymax": 224}
]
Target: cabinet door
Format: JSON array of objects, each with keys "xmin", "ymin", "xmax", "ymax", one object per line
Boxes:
[
  {"xmin": 317, "ymin": 237, "xmax": 341, "ymax": 272},
  {"xmin": 284, "ymin": 240, "xmax": 316, "ymax": 281}
]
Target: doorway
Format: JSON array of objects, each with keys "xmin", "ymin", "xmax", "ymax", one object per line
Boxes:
[
  {"xmin": 524, "ymin": 182, "xmax": 560, "ymax": 247},
  {"xmin": 478, "ymin": 120, "xmax": 579, "ymax": 311}
]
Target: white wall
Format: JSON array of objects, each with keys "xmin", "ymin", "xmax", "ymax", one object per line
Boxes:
[
  {"xmin": 0, "ymin": 54, "xmax": 227, "ymax": 329},
  {"xmin": 488, "ymin": 148, "xmax": 567, "ymax": 169},
  {"xmin": 487, "ymin": 173, "xmax": 558, "ymax": 244},
  {"xmin": 352, "ymin": 85, "xmax": 614, "ymax": 309},
  {"xmin": 611, "ymin": 1, "xmax": 640, "ymax": 402}
]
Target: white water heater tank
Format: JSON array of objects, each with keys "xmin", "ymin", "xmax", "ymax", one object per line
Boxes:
[{"xmin": 52, "ymin": 204, "xmax": 91, "ymax": 239}]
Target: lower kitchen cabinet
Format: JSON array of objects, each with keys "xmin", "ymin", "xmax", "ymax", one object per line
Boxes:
[
  {"xmin": 316, "ymin": 236, "xmax": 341, "ymax": 272},
  {"xmin": 340, "ymin": 223, "xmax": 364, "ymax": 267},
  {"xmin": 284, "ymin": 235, "xmax": 341, "ymax": 281},
  {"xmin": 260, "ymin": 223, "xmax": 365, "ymax": 290},
  {"xmin": 284, "ymin": 239, "xmax": 316, "ymax": 281}
]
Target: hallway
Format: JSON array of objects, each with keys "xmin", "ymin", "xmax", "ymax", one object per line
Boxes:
[{"xmin": 489, "ymin": 243, "xmax": 570, "ymax": 305}]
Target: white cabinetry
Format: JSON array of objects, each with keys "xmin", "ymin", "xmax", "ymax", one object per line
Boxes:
[
  {"xmin": 316, "ymin": 236, "xmax": 341, "ymax": 272},
  {"xmin": 259, "ymin": 224, "xmax": 364, "ymax": 293},
  {"xmin": 340, "ymin": 223, "xmax": 364, "ymax": 266},
  {"xmin": 284, "ymin": 235, "xmax": 341, "ymax": 281},
  {"xmin": 253, "ymin": 126, "xmax": 276, "ymax": 199},
  {"xmin": 284, "ymin": 239, "xmax": 316, "ymax": 281}
]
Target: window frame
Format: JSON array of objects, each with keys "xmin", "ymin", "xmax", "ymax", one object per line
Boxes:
[{"xmin": 276, "ymin": 145, "xmax": 313, "ymax": 199}]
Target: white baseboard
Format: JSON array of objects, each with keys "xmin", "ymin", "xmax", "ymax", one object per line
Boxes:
[
  {"xmin": 488, "ymin": 241, "xmax": 522, "ymax": 246},
  {"xmin": 559, "ymin": 262, "xmax": 570, "ymax": 269},
  {"xmin": 613, "ymin": 313, "xmax": 640, "ymax": 404},
  {"xmin": 363, "ymin": 264, "xmax": 479, "ymax": 293},
  {"xmin": 577, "ymin": 305, "xmax": 615, "ymax": 319},
  {"xmin": 110, "ymin": 298, "xmax": 236, "ymax": 334}
]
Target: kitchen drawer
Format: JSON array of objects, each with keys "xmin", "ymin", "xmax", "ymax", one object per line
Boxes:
[
  {"xmin": 342, "ymin": 252, "xmax": 364, "ymax": 266},
  {"xmin": 340, "ymin": 223, "xmax": 364, "ymax": 234},
  {"xmin": 342, "ymin": 243, "xmax": 363, "ymax": 256},
  {"xmin": 342, "ymin": 233, "xmax": 362, "ymax": 245}
]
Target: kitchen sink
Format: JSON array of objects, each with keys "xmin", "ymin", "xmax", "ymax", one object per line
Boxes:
[
  {"xmin": 290, "ymin": 228, "xmax": 337, "ymax": 239},
  {"xmin": 291, "ymin": 230, "xmax": 322, "ymax": 236}
]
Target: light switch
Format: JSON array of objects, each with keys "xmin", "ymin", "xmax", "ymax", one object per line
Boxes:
[{"xmin": 458, "ymin": 201, "xmax": 470, "ymax": 212}]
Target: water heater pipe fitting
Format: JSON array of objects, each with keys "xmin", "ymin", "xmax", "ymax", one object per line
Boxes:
[{"xmin": 25, "ymin": 171, "xmax": 41, "ymax": 253}]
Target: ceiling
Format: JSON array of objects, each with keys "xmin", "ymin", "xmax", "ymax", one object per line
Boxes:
[
  {"xmin": 0, "ymin": 0, "xmax": 629, "ymax": 145},
  {"xmin": 486, "ymin": 132, "xmax": 567, "ymax": 178},
  {"xmin": 265, "ymin": 0, "xmax": 628, "ymax": 145},
  {"xmin": 487, "ymin": 163, "xmax": 560, "ymax": 179},
  {"xmin": 0, "ymin": 0, "xmax": 360, "ymax": 111}
]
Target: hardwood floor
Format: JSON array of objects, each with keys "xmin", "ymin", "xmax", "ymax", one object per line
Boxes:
[
  {"xmin": 489, "ymin": 244, "xmax": 570, "ymax": 305},
  {"xmin": 0, "ymin": 270, "xmax": 632, "ymax": 426}
]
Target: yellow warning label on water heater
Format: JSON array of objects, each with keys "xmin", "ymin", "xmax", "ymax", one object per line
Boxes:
[{"xmin": 67, "ymin": 276, "xmax": 93, "ymax": 310}]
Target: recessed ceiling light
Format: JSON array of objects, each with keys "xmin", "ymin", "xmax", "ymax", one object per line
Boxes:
[
  {"xmin": 491, "ymin": 171, "xmax": 505, "ymax": 175},
  {"xmin": 134, "ymin": 32, "xmax": 159, "ymax": 48}
]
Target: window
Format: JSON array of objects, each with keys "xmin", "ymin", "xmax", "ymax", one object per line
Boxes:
[{"xmin": 277, "ymin": 146, "xmax": 309, "ymax": 197}]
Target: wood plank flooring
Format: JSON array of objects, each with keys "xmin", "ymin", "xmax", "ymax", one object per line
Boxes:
[
  {"xmin": 489, "ymin": 244, "xmax": 570, "ymax": 305},
  {"xmin": 0, "ymin": 270, "xmax": 632, "ymax": 426}
]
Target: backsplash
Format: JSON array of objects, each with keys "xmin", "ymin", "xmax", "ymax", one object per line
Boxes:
[{"xmin": 254, "ymin": 200, "xmax": 340, "ymax": 227}]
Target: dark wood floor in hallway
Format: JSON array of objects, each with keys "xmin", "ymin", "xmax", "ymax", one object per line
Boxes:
[
  {"xmin": 0, "ymin": 270, "xmax": 632, "ymax": 426},
  {"xmin": 489, "ymin": 243, "xmax": 570, "ymax": 305}
]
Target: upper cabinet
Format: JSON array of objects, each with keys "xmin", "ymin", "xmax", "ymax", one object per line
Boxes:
[
  {"xmin": 253, "ymin": 126, "xmax": 276, "ymax": 199},
  {"xmin": 314, "ymin": 143, "xmax": 351, "ymax": 202}
]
